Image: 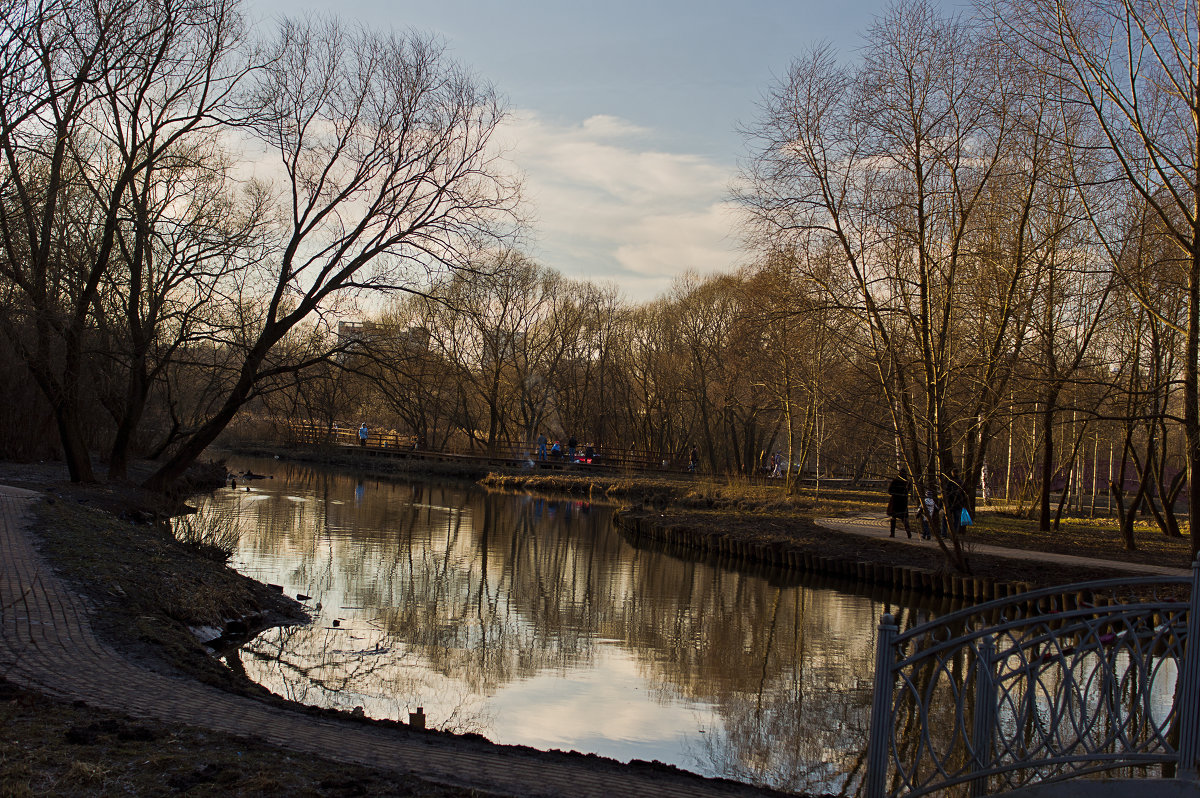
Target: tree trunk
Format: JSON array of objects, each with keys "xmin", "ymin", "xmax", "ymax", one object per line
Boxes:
[
  {"xmin": 108, "ymin": 366, "xmax": 150, "ymax": 480},
  {"xmin": 1111, "ymin": 478, "xmax": 1149, "ymax": 552},
  {"xmin": 1038, "ymin": 388, "xmax": 1059, "ymax": 532},
  {"xmin": 1187, "ymin": 242, "xmax": 1200, "ymax": 561},
  {"xmin": 53, "ymin": 405, "xmax": 96, "ymax": 484}
]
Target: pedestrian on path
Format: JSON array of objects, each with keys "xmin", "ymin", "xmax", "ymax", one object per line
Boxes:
[
  {"xmin": 945, "ymin": 468, "xmax": 969, "ymax": 537},
  {"xmin": 358, "ymin": 423, "xmax": 369, "ymax": 447},
  {"xmin": 921, "ymin": 490, "xmax": 940, "ymax": 540},
  {"xmin": 887, "ymin": 468, "xmax": 912, "ymax": 538},
  {"xmin": 537, "ymin": 432, "xmax": 548, "ymax": 461}
]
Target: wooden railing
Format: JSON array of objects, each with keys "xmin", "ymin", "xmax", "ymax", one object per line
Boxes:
[{"xmin": 284, "ymin": 422, "xmax": 693, "ymax": 473}]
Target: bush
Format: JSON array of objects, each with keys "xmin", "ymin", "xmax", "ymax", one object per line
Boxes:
[{"xmin": 171, "ymin": 503, "xmax": 240, "ymax": 563}]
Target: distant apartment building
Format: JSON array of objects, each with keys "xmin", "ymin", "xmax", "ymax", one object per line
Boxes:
[{"xmin": 336, "ymin": 321, "xmax": 430, "ymax": 356}]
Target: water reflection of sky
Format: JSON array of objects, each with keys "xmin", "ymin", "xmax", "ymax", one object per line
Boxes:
[{"xmin": 201, "ymin": 456, "xmax": 936, "ymax": 793}]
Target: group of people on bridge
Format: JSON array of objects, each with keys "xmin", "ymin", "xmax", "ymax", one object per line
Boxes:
[{"xmin": 536, "ymin": 433, "xmax": 595, "ymax": 464}]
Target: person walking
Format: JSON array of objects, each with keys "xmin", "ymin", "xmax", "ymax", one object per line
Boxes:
[
  {"xmin": 537, "ymin": 432, "xmax": 548, "ymax": 461},
  {"xmin": 944, "ymin": 468, "xmax": 969, "ymax": 537},
  {"xmin": 568, "ymin": 435, "xmax": 578, "ymax": 461},
  {"xmin": 688, "ymin": 445, "xmax": 699, "ymax": 473},
  {"xmin": 921, "ymin": 490, "xmax": 940, "ymax": 540},
  {"xmin": 887, "ymin": 468, "xmax": 913, "ymax": 538},
  {"xmin": 357, "ymin": 423, "xmax": 369, "ymax": 447}
]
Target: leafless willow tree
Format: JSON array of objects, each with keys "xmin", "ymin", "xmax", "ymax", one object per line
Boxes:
[{"xmin": 137, "ymin": 17, "xmax": 520, "ymax": 489}]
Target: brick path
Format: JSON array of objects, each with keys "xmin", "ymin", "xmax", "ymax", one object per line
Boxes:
[
  {"xmin": 0, "ymin": 486, "xmax": 774, "ymax": 798},
  {"xmin": 815, "ymin": 513, "xmax": 1191, "ymax": 577}
]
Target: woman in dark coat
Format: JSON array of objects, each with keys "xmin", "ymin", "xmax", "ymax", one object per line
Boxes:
[{"xmin": 887, "ymin": 469, "xmax": 912, "ymax": 538}]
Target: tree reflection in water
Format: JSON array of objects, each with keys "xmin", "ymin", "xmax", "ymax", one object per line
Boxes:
[{"xmin": 204, "ymin": 458, "xmax": 947, "ymax": 792}]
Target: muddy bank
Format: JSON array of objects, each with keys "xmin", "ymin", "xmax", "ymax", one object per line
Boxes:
[
  {"xmin": 0, "ymin": 674, "xmax": 482, "ymax": 798},
  {"xmin": 613, "ymin": 508, "xmax": 1137, "ymax": 596},
  {"xmin": 31, "ymin": 490, "xmax": 309, "ymax": 696}
]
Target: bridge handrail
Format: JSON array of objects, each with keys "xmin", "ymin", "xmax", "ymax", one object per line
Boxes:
[
  {"xmin": 892, "ymin": 596, "xmax": 1187, "ymax": 672},
  {"xmin": 891, "ymin": 575, "xmax": 1185, "ymax": 649},
  {"xmin": 865, "ymin": 563, "xmax": 1200, "ymax": 797},
  {"xmin": 283, "ymin": 420, "xmax": 694, "ymax": 471}
]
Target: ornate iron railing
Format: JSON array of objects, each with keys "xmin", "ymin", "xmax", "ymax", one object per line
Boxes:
[{"xmin": 865, "ymin": 561, "xmax": 1200, "ymax": 797}]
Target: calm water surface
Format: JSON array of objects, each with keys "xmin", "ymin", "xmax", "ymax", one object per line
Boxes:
[{"xmin": 199, "ymin": 457, "xmax": 941, "ymax": 794}]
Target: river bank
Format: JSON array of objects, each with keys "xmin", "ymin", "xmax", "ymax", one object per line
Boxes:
[
  {"xmin": 0, "ymin": 674, "xmax": 480, "ymax": 797},
  {"xmin": 0, "ymin": 461, "xmax": 514, "ymax": 796},
  {"xmin": 227, "ymin": 444, "xmax": 1188, "ymax": 589},
  {"xmin": 0, "ymin": 459, "xmax": 791, "ymax": 798},
  {"xmin": 1, "ymin": 447, "xmax": 1179, "ymax": 795},
  {"xmin": 479, "ymin": 471, "xmax": 1186, "ymax": 590}
]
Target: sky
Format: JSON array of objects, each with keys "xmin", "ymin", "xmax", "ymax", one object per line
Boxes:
[{"xmin": 244, "ymin": 1, "xmax": 927, "ymax": 302}]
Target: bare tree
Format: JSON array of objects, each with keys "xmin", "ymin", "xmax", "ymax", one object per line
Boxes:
[
  {"xmin": 995, "ymin": 0, "xmax": 1200, "ymax": 555},
  {"xmin": 607, "ymin": 299, "xmax": 695, "ymax": 458},
  {"xmin": 141, "ymin": 18, "xmax": 519, "ymax": 490},
  {"xmin": 98, "ymin": 139, "xmax": 268, "ymax": 478},
  {"xmin": 739, "ymin": 0, "xmax": 1041, "ymax": 569},
  {"xmin": 421, "ymin": 252, "xmax": 554, "ymax": 451},
  {"xmin": 547, "ymin": 281, "xmax": 622, "ymax": 449},
  {"xmin": 0, "ymin": 0, "xmax": 252, "ymax": 481},
  {"xmin": 361, "ymin": 297, "xmax": 458, "ymax": 449}
]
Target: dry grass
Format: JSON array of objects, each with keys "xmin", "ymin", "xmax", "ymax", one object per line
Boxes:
[
  {"xmin": 960, "ymin": 510, "xmax": 1191, "ymax": 569},
  {"xmin": 171, "ymin": 501, "xmax": 242, "ymax": 562},
  {"xmin": 484, "ymin": 471, "xmax": 1191, "ymax": 573}
]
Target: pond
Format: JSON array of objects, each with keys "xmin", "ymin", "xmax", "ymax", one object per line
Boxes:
[{"xmin": 196, "ymin": 456, "xmax": 946, "ymax": 794}]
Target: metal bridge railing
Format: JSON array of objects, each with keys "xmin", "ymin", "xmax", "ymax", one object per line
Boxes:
[{"xmin": 865, "ymin": 560, "xmax": 1200, "ymax": 797}]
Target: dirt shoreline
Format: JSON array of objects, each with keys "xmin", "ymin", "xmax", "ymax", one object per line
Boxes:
[
  {"xmin": 0, "ymin": 462, "xmax": 510, "ymax": 796},
  {"xmin": 2, "ymin": 457, "xmax": 797, "ymax": 798}
]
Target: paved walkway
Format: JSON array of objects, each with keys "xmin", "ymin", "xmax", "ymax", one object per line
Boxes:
[
  {"xmin": 815, "ymin": 513, "xmax": 1192, "ymax": 578},
  {"xmin": 0, "ymin": 485, "xmax": 773, "ymax": 798}
]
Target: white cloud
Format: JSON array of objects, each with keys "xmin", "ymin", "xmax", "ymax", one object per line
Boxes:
[{"xmin": 498, "ymin": 111, "xmax": 743, "ymax": 302}]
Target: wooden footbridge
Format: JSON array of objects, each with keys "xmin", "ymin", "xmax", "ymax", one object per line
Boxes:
[{"xmin": 290, "ymin": 422, "xmax": 678, "ymax": 476}]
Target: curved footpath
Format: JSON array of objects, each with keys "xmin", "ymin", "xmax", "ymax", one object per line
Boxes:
[
  {"xmin": 815, "ymin": 514, "xmax": 1191, "ymax": 577},
  {"xmin": 0, "ymin": 485, "xmax": 775, "ymax": 798}
]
